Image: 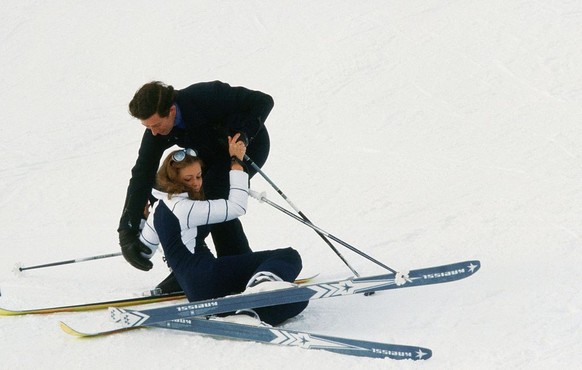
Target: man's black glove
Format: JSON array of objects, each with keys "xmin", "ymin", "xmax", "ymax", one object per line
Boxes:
[{"xmin": 119, "ymin": 229, "xmax": 153, "ymax": 271}]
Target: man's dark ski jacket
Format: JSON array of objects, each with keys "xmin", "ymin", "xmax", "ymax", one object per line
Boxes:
[{"xmin": 119, "ymin": 81, "xmax": 274, "ymax": 232}]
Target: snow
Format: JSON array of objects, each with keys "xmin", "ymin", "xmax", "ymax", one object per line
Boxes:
[{"xmin": 1, "ymin": 0, "xmax": 581, "ymax": 368}]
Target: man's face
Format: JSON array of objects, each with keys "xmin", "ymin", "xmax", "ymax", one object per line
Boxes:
[{"xmin": 142, "ymin": 105, "xmax": 175, "ymax": 136}]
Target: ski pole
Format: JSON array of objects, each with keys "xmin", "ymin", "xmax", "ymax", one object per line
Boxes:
[
  {"xmin": 244, "ymin": 155, "xmax": 361, "ymax": 277},
  {"xmin": 250, "ymin": 190, "xmax": 397, "ymax": 275},
  {"xmin": 14, "ymin": 252, "xmax": 122, "ymax": 273}
]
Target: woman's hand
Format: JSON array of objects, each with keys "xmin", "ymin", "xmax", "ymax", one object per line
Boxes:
[{"xmin": 228, "ymin": 133, "xmax": 247, "ymax": 160}]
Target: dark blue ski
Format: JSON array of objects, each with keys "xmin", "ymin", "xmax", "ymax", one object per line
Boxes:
[
  {"xmin": 150, "ymin": 317, "xmax": 432, "ymax": 360},
  {"xmin": 112, "ymin": 260, "xmax": 480, "ymax": 328},
  {"xmin": 60, "ymin": 317, "xmax": 432, "ymax": 360}
]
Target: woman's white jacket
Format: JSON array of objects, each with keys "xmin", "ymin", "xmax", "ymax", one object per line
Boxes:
[{"xmin": 139, "ymin": 170, "xmax": 249, "ymax": 256}]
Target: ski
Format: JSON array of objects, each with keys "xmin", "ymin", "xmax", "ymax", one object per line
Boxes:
[
  {"xmin": 0, "ymin": 275, "xmax": 317, "ymax": 316},
  {"xmin": 155, "ymin": 318, "xmax": 432, "ymax": 360},
  {"xmin": 60, "ymin": 318, "xmax": 432, "ymax": 360},
  {"xmin": 110, "ymin": 260, "xmax": 479, "ymax": 329},
  {"xmin": 0, "ymin": 292, "xmax": 186, "ymax": 316}
]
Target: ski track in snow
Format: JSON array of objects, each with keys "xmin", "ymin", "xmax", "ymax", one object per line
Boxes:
[{"xmin": 1, "ymin": 1, "xmax": 581, "ymax": 369}]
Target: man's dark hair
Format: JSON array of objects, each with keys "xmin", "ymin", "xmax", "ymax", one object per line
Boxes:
[{"xmin": 129, "ymin": 81, "xmax": 176, "ymax": 119}]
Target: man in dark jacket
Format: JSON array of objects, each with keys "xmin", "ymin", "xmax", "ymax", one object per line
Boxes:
[{"xmin": 118, "ymin": 80, "xmax": 274, "ymax": 293}]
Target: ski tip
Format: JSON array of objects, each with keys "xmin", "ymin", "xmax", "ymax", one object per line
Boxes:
[
  {"xmin": 59, "ymin": 321, "xmax": 87, "ymax": 337},
  {"xmin": 59, "ymin": 321, "xmax": 143, "ymax": 338},
  {"xmin": 294, "ymin": 273, "xmax": 320, "ymax": 285},
  {"xmin": 0, "ymin": 307, "xmax": 21, "ymax": 316},
  {"xmin": 416, "ymin": 347, "xmax": 432, "ymax": 360},
  {"xmin": 466, "ymin": 260, "xmax": 481, "ymax": 274}
]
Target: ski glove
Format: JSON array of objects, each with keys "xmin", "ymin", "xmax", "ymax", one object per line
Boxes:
[{"xmin": 119, "ymin": 229, "xmax": 153, "ymax": 271}]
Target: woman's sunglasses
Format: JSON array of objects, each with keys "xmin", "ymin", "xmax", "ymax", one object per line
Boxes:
[{"xmin": 172, "ymin": 148, "xmax": 198, "ymax": 162}]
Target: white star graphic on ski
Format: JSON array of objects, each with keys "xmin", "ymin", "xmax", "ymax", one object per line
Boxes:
[{"xmin": 468, "ymin": 263, "xmax": 478, "ymax": 273}]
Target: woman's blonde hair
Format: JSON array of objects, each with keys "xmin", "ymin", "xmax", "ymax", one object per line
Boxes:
[{"xmin": 156, "ymin": 150, "xmax": 205, "ymax": 200}]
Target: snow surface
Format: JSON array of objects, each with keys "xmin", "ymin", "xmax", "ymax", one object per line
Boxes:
[{"xmin": 1, "ymin": 1, "xmax": 581, "ymax": 369}]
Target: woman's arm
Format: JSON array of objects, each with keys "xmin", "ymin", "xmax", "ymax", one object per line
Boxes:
[
  {"xmin": 177, "ymin": 133, "xmax": 249, "ymax": 226},
  {"xmin": 176, "ymin": 170, "xmax": 249, "ymax": 226}
]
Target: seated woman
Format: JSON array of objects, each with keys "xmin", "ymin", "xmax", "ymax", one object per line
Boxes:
[{"xmin": 138, "ymin": 134, "xmax": 308, "ymax": 326}]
